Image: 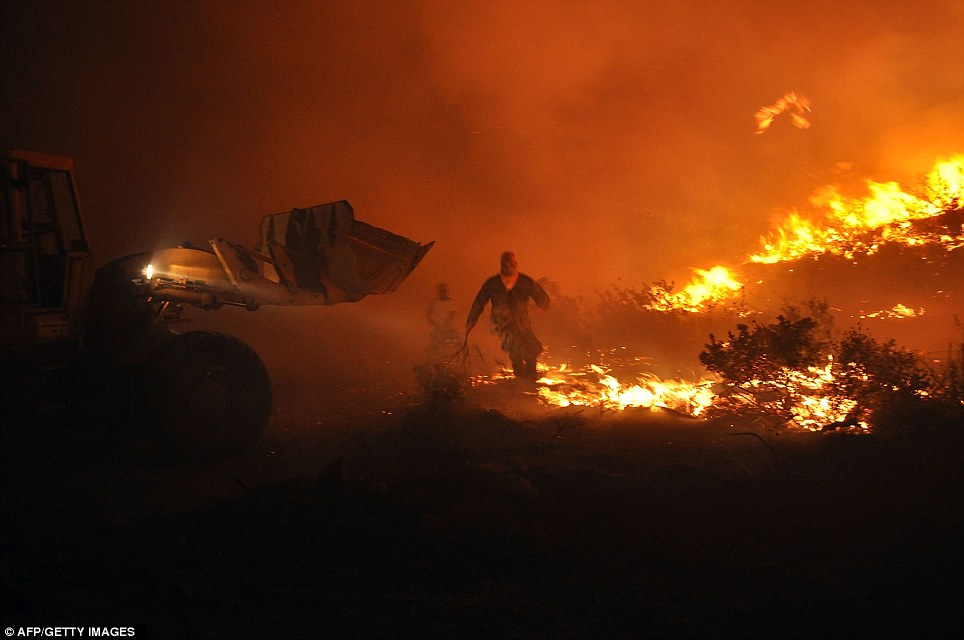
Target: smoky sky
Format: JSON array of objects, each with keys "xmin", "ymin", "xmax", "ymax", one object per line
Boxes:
[{"xmin": 3, "ymin": 0, "xmax": 963, "ymax": 392}]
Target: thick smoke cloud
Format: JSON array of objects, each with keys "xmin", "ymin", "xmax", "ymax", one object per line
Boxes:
[{"xmin": 3, "ymin": 0, "xmax": 962, "ymax": 404}]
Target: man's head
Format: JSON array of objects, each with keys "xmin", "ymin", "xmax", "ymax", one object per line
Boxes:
[{"xmin": 500, "ymin": 251, "xmax": 518, "ymax": 277}]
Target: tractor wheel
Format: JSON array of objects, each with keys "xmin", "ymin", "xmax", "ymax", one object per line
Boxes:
[{"xmin": 132, "ymin": 330, "xmax": 271, "ymax": 462}]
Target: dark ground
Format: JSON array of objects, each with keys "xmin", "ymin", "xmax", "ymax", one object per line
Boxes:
[{"xmin": 2, "ymin": 382, "xmax": 962, "ymax": 639}]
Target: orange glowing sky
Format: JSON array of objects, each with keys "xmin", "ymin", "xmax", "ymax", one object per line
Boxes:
[{"xmin": 3, "ymin": 0, "xmax": 963, "ymax": 391}]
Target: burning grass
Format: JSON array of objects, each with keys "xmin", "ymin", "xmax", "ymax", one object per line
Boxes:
[{"xmin": 447, "ymin": 293, "xmax": 963, "ymax": 436}]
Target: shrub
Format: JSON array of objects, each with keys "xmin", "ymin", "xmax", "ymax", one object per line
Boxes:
[{"xmin": 698, "ymin": 304, "xmax": 962, "ymax": 431}]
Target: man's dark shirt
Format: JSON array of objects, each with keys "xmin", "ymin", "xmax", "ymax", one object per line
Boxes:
[{"xmin": 467, "ymin": 273, "xmax": 550, "ymax": 336}]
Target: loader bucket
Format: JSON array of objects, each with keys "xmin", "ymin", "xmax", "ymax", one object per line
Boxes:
[{"xmin": 258, "ymin": 201, "xmax": 432, "ymax": 304}]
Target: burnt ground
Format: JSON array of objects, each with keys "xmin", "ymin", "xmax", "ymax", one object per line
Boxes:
[{"xmin": 2, "ymin": 381, "xmax": 962, "ymax": 639}]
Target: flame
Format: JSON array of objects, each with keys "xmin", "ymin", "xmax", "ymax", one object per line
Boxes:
[
  {"xmin": 644, "ymin": 265, "xmax": 744, "ymax": 313},
  {"xmin": 754, "ymin": 91, "xmax": 812, "ymax": 134},
  {"xmin": 927, "ymin": 156, "xmax": 964, "ymax": 210},
  {"xmin": 529, "ymin": 357, "xmax": 869, "ymax": 432},
  {"xmin": 751, "ymin": 155, "xmax": 964, "ymax": 263},
  {"xmin": 858, "ymin": 303, "xmax": 921, "ymax": 319},
  {"xmin": 636, "ymin": 156, "xmax": 961, "ymax": 314},
  {"xmin": 769, "ymin": 360, "xmax": 869, "ymax": 432},
  {"xmin": 535, "ymin": 362, "xmax": 716, "ymax": 416}
]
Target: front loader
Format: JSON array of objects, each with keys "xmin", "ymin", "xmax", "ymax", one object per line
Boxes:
[{"xmin": 1, "ymin": 149, "xmax": 432, "ymax": 460}]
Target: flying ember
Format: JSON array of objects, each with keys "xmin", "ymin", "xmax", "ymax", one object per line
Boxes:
[{"xmin": 754, "ymin": 91, "xmax": 812, "ymax": 134}]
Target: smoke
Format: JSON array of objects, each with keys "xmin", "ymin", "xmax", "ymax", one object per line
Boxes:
[{"xmin": 3, "ymin": 0, "xmax": 962, "ymax": 407}]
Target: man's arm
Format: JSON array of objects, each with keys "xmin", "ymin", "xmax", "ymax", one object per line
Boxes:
[
  {"xmin": 530, "ymin": 277, "xmax": 550, "ymax": 310},
  {"xmin": 465, "ymin": 282, "xmax": 491, "ymax": 334}
]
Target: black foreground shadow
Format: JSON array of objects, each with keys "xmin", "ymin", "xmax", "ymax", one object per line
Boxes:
[{"xmin": 2, "ymin": 395, "xmax": 962, "ymax": 639}]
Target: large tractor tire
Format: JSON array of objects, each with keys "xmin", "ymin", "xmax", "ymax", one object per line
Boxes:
[{"xmin": 132, "ymin": 330, "xmax": 271, "ymax": 462}]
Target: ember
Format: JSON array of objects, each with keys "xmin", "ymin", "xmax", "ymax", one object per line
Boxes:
[{"xmin": 754, "ymin": 91, "xmax": 812, "ymax": 134}]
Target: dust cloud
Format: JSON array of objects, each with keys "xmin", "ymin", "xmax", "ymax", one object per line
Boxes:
[{"xmin": 3, "ymin": 0, "xmax": 962, "ymax": 406}]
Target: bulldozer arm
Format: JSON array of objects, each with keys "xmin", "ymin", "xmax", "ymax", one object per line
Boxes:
[
  {"xmin": 142, "ymin": 200, "xmax": 433, "ymax": 309},
  {"xmin": 258, "ymin": 201, "xmax": 433, "ymax": 302}
]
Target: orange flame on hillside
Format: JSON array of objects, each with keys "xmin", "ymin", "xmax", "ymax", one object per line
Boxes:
[
  {"xmin": 640, "ymin": 155, "xmax": 962, "ymax": 314},
  {"xmin": 751, "ymin": 155, "xmax": 964, "ymax": 263}
]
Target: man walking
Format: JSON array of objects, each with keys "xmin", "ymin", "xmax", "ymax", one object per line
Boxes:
[{"xmin": 465, "ymin": 251, "xmax": 550, "ymax": 380}]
